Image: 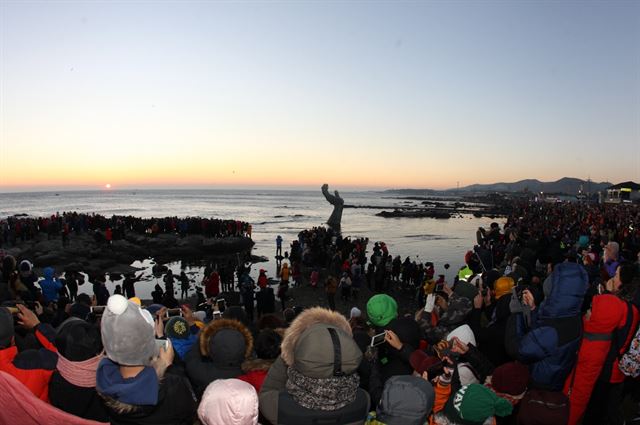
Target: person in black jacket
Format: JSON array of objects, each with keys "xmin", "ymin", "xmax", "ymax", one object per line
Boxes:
[
  {"xmin": 256, "ymin": 285, "xmax": 275, "ymax": 318},
  {"xmin": 49, "ymin": 320, "xmax": 108, "ymax": 422}
]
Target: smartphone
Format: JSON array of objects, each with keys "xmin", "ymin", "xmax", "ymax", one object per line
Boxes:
[
  {"xmin": 597, "ymin": 284, "xmax": 604, "ymax": 295},
  {"xmin": 434, "ymin": 282, "xmax": 444, "ymax": 293},
  {"xmin": 216, "ymin": 298, "xmax": 226, "ymax": 312},
  {"xmin": 155, "ymin": 339, "xmax": 169, "ymax": 351},
  {"xmin": 91, "ymin": 306, "xmax": 106, "ymax": 315},
  {"xmin": 165, "ymin": 308, "xmax": 183, "ymax": 318},
  {"xmin": 213, "ymin": 310, "xmax": 222, "ymax": 320},
  {"xmin": 370, "ymin": 332, "xmax": 386, "ymax": 347}
]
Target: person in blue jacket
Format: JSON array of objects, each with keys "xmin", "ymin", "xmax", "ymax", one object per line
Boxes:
[
  {"xmin": 506, "ymin": 261, "xmax": 589, "ymax": 391},
  {"xmin": 39, "ymin": 267, "xmax": 63, "ymax": 304}
]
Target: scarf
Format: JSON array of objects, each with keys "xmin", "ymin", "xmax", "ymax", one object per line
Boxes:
[
  {"xmin": 285, "ymin": 366, "xmax": 359, "ymax": 411},
  {"xmin": 56, "ymin": 352, "xmax": 103, "ymax": 388},
  {"xmin": 96, "ymin": 358, "xmax": 159, "ymax": 406}
]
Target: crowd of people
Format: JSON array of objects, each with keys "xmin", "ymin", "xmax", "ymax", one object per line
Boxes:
[
  {"xmin": 0, "ymin": 212, "xmax": 252, "ymax": 247},
  {"xmin": 0, "ymin": 200, "xmax": 639, "ymax": 425}
]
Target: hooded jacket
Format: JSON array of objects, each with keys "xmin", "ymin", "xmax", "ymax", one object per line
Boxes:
[
  {"xmin": 97, "ymin": 359, "xmax": 197, "ymax": 425},
  {"xmin": 506, "ymin": 262, "xmax": 589, "ymax": 391},
  {"xmin": 259, "ymin": 307, "xmax": 370, "ymax": 425},
  {"xmin": 198, "ymin": 378, "xmax": 258, "ymax": 425},
  {"xmin": 185, "ymin": 319, "xmax": 253, "ymax": 398},
  {"xmin": 40, "ymin": 267, "xmax": 62, "ymax": 303},
  {"xmin": 470, "ymin": 294, "xmax": 512, "ymax": 367},
  {"xmin": 563, "ymin": 295, "xmax": 639, "ymax": 425},
  {"xmin": 372, "ymin": 375, "xmax": 435, "ymax": 425},
  {"xmin": 0, "ymin": 322, "xmax": 58, "ymax": 401}
]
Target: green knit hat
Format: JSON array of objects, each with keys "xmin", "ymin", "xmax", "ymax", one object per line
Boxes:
[
  {"xmin": 444, "ymin": 384, "xmax": 512, "ymax": 425},
  {"xmin": 366, "ymin": 294, "xmax": 398, "ymax": 327}
]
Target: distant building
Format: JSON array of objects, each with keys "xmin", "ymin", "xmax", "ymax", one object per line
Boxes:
[{"xmin": 602, "ymin": 181, "xmax": 640, "ymax": 204}]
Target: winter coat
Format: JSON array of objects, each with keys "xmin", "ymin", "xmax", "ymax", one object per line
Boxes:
[
  {"xmin": 506, "ymin": 262, "xmax": 589, "ymax": 391},
  {"xmin": 0, "ymin": 323, "xmax": 58, "ymax": 401},
  {"xmin": 470, "ymin": 294, "xmax": 513, "ymax": 366},
  {"xmin": 259, "ymin": 307, "xmax": 370, "ymax": 425},
  {"xmin": 237, "ymin": 358, "xmax": 274, "ymax": 392},
  {"xmin": 256, "ymin": 287, "xmax": 276, "ymax": 316},
  {"xmin": 563, "ymin": 295, "xmax": 639, "ymax": 425},
  {"xmin": 0, "ymin": 371, "xmax": 108, "ymax": 425},
  {"xmin": 40, "ymin": 267, "xmax": 62, "ymax": 303},
  {"xmin": 379, "ymin": 317, "xmax": 421, "ymax": 383},
  {"xmin": 185, "ymin": 318, "xmax": 253, "ymax": 397},
  {"xmin": 49, "ymin": 371, "xmax": 109, "ymax": 422},
  {"xmin": 98, "ymin": 363, "xmax": 197, "ymax": 425}
]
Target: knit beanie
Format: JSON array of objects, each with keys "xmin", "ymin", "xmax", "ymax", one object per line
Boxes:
[
  {"xmin": 366, "ymin": 294, "xmax": 398, "ymax": 327},
  {"xmin": 377, "ymin": 375, "xmax": 435, "ymax": 425},
  {"xmin": 494, "ymin": 277, "xmax": 515, "ymax": 300},
  {"xmin": 409, "ymin": 350, "xmax": 441, "ymax": 375},
  {"xmin": 491, "ymin": 362, "xmax": 529, "ymax": 396},
  {"xmin": 165, "ymin": 316, "xmax": 190, "ymax": 340},
  {"xmin": 198, "ymin": 379, "xmax": 258, "ymax": 425},
  {"xmin": 445, "ymin": 384, "xmax": 513, "ymax": 424},
  {"xmin": 56, "ymin": 320, "xmax": 103, "ymax": 361},
  {"xmin": 101, "ymin": 295, "xmax": 158, "ymax": 366},
  {"xmin": 453, "ymin": 281, "xmax": 479, "ymax": 301}
]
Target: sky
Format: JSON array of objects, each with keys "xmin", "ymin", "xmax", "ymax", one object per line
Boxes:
[{"xmin": 1, "ymin": 1, "xmax": 639, "ymax": 191}]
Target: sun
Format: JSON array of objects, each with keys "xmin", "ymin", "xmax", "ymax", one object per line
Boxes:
[{"xmin": 105, "ymin": 183, "xmax": 112, "ymax": 189}]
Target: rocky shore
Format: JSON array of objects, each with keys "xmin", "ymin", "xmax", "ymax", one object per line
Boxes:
[{"xmin": 2, "ymin": 232, "xmax": 255, "ymax": 276}]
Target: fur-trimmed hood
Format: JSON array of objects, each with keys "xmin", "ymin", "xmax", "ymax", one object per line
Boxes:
[
  {"xmin": 198, "ymin": 318, "xmax": 253, "ymax": 363},
  {"xmin": 280, "ymin": 307, "xmax": 362, "ymax": 378},
  {"xmin": 241, "ymin": 358, "xmax": 275, "ymax": 373},
  {"xmin": 281, "ymin": 307, "xmax": 352, "ymax": 367}
]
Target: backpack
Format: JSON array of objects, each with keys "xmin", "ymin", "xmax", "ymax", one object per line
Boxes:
[{"xmin": 620, "ymin": 321, "xmax": 640, "ymax": 378}]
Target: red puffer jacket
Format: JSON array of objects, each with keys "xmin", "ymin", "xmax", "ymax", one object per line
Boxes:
[
  {"xmin": 564, "ymin": 295, "xmax": 639, "ymax": 425},
  {"xmin": 0, "ymin": 323, "xmax": 58, "ymax": 402}
]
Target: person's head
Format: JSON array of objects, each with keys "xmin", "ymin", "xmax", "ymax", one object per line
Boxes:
[
  {"xmin": 442, "ymin": 384, "xmax": 512, "ymax": 425},
  {"xmin": 165, "ymin": 316, "xmax": 190, "ymax": 340},
  {"xmin": 56, "ymin": 320, "xmax": 103, "ymax": 361},
  {"xmin": 199, "ymin": 319, "xmax": 253, "ymax": 367},
  {"xmin": 257, "ymin": 314, "xmax": 285, "ymax": 330},
  {"xmin": 366, "ymin": 294, "xmax": 398, "ymax": 327},
  {"xmin": 19, "ymin": 260, "xmax": 33, "ymax": 277},
  {"xmin": 0, "ymin": 307, "xmax": 15, "ymax": 349},
  {"xmin": 198, "ymin": 379, "xmax": 258, "ymax": 425},
  {"xmin": 100, "ymin": 295, "xmax": 158, "ymax": 366},
  {"xmin": 605, "ymin": 241, "xmax": 620, "ymax": 261},
  {"xmin": 281, "ymin": 307, "xmax": 363, "ymax": 411},
  {"xmin": 376, "ymin": 375, "xmax": 435, "ymax": 425},
  {"xmin": 254, "ymin": 329, "xmax": 282, "ymax": 360}
]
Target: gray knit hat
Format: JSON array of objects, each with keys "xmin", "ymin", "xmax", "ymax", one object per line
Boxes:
[{"xmin": 101, "ymin": 295, "xmax": 158, "ymax": 366}]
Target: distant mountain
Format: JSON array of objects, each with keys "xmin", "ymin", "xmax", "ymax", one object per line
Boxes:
[{"xmin": 452, "ymin": 177, "xmax": 611, "ymax": 195}]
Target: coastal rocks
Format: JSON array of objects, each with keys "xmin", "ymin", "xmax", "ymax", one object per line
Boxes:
[
  {"xmin": 376, "ymin": 209, "xmax": 452, "ymax": 219},
  {"xmin": 6, "ymin": 232, "xmax": 254, "ymax": 277}
]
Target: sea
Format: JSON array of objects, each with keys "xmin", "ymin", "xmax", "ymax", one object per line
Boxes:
[{"xmin": 0, "ymin": 189, "xmax": 504, "ymax": 299}]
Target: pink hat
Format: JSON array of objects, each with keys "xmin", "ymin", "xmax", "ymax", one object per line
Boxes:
[{"xmin": 198, "ymin": 379, "xmax": 258, "ymax": 425}]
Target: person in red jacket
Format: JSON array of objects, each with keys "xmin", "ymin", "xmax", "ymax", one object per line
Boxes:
[
  {"xmin": 203, "ymin": 271, "xmax": 220, "ymax": 298},
  {"xmin": 564, "ymin": 294, "xmax": 639, "ymax": 425},
  {"xmin": 238, "ymin": 329, "xmax": 282, "ymax": 392},
  {"xmin": 0, "ymin": 304, "xmax": 58, "ymax": 401}
]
